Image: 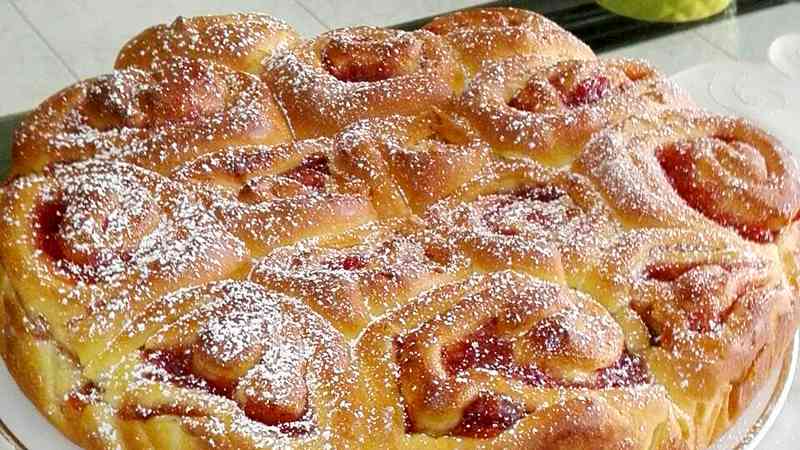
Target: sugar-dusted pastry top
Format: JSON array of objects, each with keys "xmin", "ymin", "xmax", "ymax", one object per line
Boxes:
[
  {"xmin": 1, "ymin": 7, "xmax": 799, "ymax": 450},
  {"xmin": 11, "ymin": 56, "xmax": 291, "ymax": 176},
  {"xmin": 263, "ymin": 26, "xmax": 466, "ymax": 138},
  {"xmin": 115, "ymin": 13, "xmax": 300, "ymax": 74}
]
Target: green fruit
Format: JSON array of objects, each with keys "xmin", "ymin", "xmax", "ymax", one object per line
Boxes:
[{"xmin": 597, "ymin": 0, "xmax": 733, "ymax": 23}]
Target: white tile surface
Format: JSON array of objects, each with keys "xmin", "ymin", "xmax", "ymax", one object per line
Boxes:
[
  {"xmin": 600, "ymin": 30, "xmax": 734, "ymax": 75},
  {"xmin": 11, "ymin": 0, "xmax": 327, "ymax": 80},
  {"xmin": 0, "ymin": 1, "xmax": 76, "ymax": 115},
  {"xmin": 295, "ymin": 0, "xmax": 486, "ymax": 28},
  {"xmin": 696, "ymin": 3, "xmax": 800, "ymax": 61}
]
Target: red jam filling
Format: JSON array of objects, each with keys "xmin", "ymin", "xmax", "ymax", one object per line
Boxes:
[
  {"xmin": 513, "ymin": 185, "xmax": 566, "ymax": 203},
  {"xmin": 141, "ymin": 349, "xmax": 312, "ymax": 432},
  {"xmin": 34, "ymin": 200, "xmax": 67, "ymax": 263},
  {"xmin": 428, "ymin": 320, "xmax": 650, "ymax": 438},
  {"xmin": 33, "ymin": 199, "xmax": 110, "ymax": 282},
  {"xmin": 563, "ymin": 76, "xmax": 611, "ymax": 107},
  {"xmin": 283, "ymin": 154, "xmax": 330, "ymax": 189},
  {"xmin": 340, "ymin": 254, "xmax": 368, "ymax": 271},
  {"xmin": 451, "ymin": 395, "xmax": 525, "ymax": 439},
  {"xmin": 144, "ymin": 348, "xmax": 234, "ymax": 397},
  {"xmin": 657, "ymin": 140, "xmax": 778, "ymax": 244},
  {"xmin": 64, "ymin": 382, "xmax": 100, "ymax": 413}
]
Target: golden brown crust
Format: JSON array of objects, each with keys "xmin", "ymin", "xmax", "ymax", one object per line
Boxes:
[
  {"xmin": 447, "ymin": 56, "xmax": 694, "ymax": 166},
  {"xmin": 330, "ymin": 113, "xmax": 494, "ymax": 217},
  {"xmin": 574, "ymin": 110, "xmax": 800, "ymax": 242},
  {"xmin": 1, "ymin": 276, "xmax": 365, "ymax": 449},
  {"xmin": 356, "ymin": 271, "xmax": 694, "ymax": 449},
  {"xmin": 250, "ymin": 218, "xmax": 469, "ymax": 337},
  {"xmin": 171, "ymin": 112, "xmax": 496, "ymax": 219},
  {"xmin": 106, "ymin": 280, "xmax": 364, "ymax": 449},
  {"xmin": 115, "ymin": 13, "xmax": 300, "ymax": 74},
  {"xmin": 262, "ymin": 27, "xmax": 465, "ymax": 138},
  {"xmin": 12, "ymin": 57, "xmax": 291, "ymax": 176},
  {"xmin": 170, "ymin": 138, "xmax": 379, "ymax": 257},
  {"xmin": 0, "ymin": 160, "xmax": 247, "ymax": 376},
  {"xmin": 423, "ymin": 7, "xmax": 595, "ymax": 76},
  {"xmin": 1, "ymin": 7, "xmax": 799, "ymax": 450},
  {"xmin": 582, "ymin": 228, "xmax": 798, "ymax": 447},
  {"xmin": 424, "ymin": 160, "xmax": 617, "ymax": 284}
]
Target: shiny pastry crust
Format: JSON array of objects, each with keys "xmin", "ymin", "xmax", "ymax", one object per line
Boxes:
[
  {"xmin": 330, "ymin": 113, "xmax": 494, "ymax": 217},
  {"xmin": 447, "ymin": 56, "xmax": 694, "ymax": 166},
  {"xmin": 423, "ymin": 7, "xmax": 595, "ymax": 76},
  {"xmin": 424, "ymin": 160, "xmax": 619, "ymax": 284},
  {"xmin": 1, "ymin": 277, "xmax": 365, "ymax": 449},
  {"xmin": 172, "ymin": 112, "xmax": 496, "ymax": 221},
  {"xmin": 12, "ymin": 57, "xmax": 291, "ymax": 176},
  {"xmin": 105, "ymin": 280, "xmax": 365, "ymax": 449},
  {"xmin": 262, "ymin": 27, "xmax": 465, "ymax": 138},
  {"xmin": 1, "ymin": 7, "xmax": 799, "ymax": 450},
  {"xmin": 115, "ymin": 13, "xmax": 300, "ymax": 74},
  {"xmin": 171, "ymin": 137, "xmax": 339, "ymax": 199},
  {"xmin": 171, "ymin": 137, "xmax": 379, "ymax": 257}
]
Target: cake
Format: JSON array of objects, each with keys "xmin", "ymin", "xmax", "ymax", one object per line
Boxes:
[{"xmin": 1, "ymin": 7, "xmax": 798, "ymax": 450}]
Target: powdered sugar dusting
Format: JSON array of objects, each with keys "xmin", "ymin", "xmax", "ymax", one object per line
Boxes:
[
  {"xmin": 262, "ymin": 27, "xmax": 464, "ymax": 138},
  {"xmin": 12, "ymin": 56, "xmax": 289, "ymax": 176},
  {"xmin": 116, "ymin": 13, "xmax": 299, "ymax": 74}
]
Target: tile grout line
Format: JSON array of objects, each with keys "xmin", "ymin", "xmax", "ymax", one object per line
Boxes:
[
  {"xmin": 291, "ymin": 0, "xmax": 331, "ymax": 31},
  {"xmin": 8, "ymin": 1, "xmax": 80, "ymax": 80}
]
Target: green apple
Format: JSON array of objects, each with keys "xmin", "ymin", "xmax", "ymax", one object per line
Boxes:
[{"xmin": 597, "ymin": 0, "xmax": 733, "ymax": 23}]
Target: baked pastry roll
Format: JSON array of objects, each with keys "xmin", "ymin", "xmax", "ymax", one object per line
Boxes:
[
  {"xmin": 425, "ymin": 160, "xmax": 618, "ymax": 284},
  {"xmin": 447, "ymin": 56, "xmax": 693, "ymax": 166},
  {"xmin": 262, "ymin": 27, "xmax": 465, "ymax": 138},
  {"xmin": 174, "ymin": 112, "xmax": 496, "ymax": 222},
  {"xmin": 331, "ymin": 113, "xmax": 493, "ymax": 217},
  {"xmin": 60, "ymin": 280, "xmax": 364, "ymax": 449},
  {"xmin": 172, "ymin": 137, "xmax": 340, "ymax": 200},
  {"xmin": 586, "ymin": 228, "xmax": 798, "ymax": 447},
  {"xmin": 423, "ymin": 7, "xmax": 595, "ymax": 76},
  {"xmin": 357, "ymin": 271, "xmax": 693, "ymax": 449},
  {"xmin": 12, "ymin": 57, "xmax": 290, "ymax": 176},
  {"xmin": 172, "ymin": 138, "xmax": 377, "ymax": 257},
  {"xmin": 250, "ymin": 218, "xmax": 469, "ymax": 337},
  {"xmin": 116, "ymin": 14, "xmax": 300, "ymax": 74},
  {"xmin": 575, "ymin": 110, "xmax": 800, "ymax": 242},
  {"xmin": 0, "ymin": 160, "xmax": 246, "ymax": 377}
]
